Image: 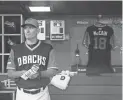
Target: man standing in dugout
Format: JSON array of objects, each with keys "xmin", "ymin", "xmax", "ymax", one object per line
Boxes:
[{"xmin": 7, "ymin": 18, "xmax": 59, "ymax": 100}]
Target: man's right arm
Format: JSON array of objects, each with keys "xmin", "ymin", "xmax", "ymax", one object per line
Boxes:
[{"xmin": 7, "ymin": 49, "xmax": 26, "ymax": 79}]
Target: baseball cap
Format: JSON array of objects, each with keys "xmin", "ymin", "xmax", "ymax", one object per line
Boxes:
[{"xmin": 21, "ymin": 18, "xmax": 39, "ymax": 28}]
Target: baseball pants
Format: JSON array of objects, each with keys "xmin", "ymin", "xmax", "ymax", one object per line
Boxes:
[{"xmin": 16, "ymin": 86, "xmax": 50, "ymax": 100}]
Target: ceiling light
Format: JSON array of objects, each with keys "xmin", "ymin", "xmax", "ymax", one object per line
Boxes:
[{"xmin": 29, "ymin": 6, "xmax": 51, "ymax": 12}]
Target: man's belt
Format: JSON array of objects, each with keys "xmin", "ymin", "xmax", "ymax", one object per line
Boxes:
[
  {"xmin": 23, "ymin": 89, "xmax": 40, "ymax": 94},
  {"xmin": 18, "ymin": 86, "xmax": 46, "ymax": 94}
]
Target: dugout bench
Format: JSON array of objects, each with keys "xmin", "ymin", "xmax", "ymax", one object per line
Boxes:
[{"xmin": 0, "ymin": 72, "xmax": 122, "ymax": 100}]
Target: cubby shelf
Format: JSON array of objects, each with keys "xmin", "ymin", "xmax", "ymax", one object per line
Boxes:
[{"xmin": 0, "ymin": 14, "xmax": 23, "ymax": 74}]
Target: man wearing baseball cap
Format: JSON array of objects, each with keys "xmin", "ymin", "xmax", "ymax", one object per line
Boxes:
[
  {"xmin": 7, "ymin": 18, "xmax": 59, "ymax": 100},
  {"xmin": 21, "ymin": 18, "xmax": 39, "ymax": 28}
]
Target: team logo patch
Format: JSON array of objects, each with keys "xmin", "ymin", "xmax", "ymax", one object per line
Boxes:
[{"xmin": 7, "ymin": 61, "xmax": 11, "ymax": 64}]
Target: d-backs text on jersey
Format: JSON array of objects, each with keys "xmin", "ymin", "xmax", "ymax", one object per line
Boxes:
[{"xmin": 17, "ymin": 55, "xmax": 46, "ymax": 66}]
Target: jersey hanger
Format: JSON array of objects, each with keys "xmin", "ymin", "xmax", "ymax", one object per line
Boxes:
[{"xmin": 94, "ymin": 14, "xmax": 106, "ymax": 27}]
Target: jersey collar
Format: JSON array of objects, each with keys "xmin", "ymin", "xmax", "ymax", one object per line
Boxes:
[{"xmin": 25, "ymin": 40, "xmax": 41, "ymax": 51}]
